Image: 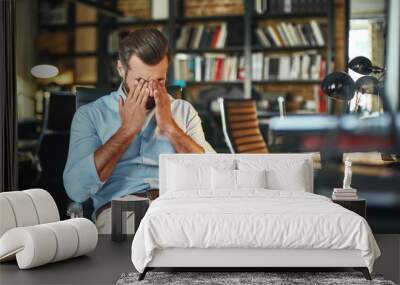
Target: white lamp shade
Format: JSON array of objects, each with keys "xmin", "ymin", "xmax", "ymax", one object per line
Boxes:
[{"xmin": 30, "ymin": 64, "xmax": 59, "ymax": 79}]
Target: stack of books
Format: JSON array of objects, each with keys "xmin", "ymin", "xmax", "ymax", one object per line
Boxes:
[
  {"xmin": 174, "ymin": 53, "xmax": 244, "ymax": 82},
  {"xmin": 176, "ymin": 22, "xmax": 244, "ymax": 50},
  {"xmin": 255, "ymin": 20, "xmax": 325, "ymax": 48},
  {"xmin": 251, "ymin": 51, "xmax": 326, "ymax": 81},
  {"xmin": 332, "ymin": 188, "xmax": 358, "ymax": 200},
  {"xmin": 256, "ymin": 0, "xmax": 328, "ymax": 15}
]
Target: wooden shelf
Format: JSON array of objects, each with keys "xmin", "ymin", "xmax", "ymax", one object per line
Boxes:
[
  {"xmin": 185, "ymin": 81, "xmax": 244, "ymax": 86},
  {"xmin": 255, "ymin": 12, "xmax": 328, "ymax": 20},
  {"xmin": 253, "ymin": 80, "xmax": 322, "ymax": 84},
  {"xmin": 38, "ymin": 52, "xmax": 97, "ymax": 60},
  {"xmin": 176, "ymin": 15, "xmax": 243, "ymax": 23},
  {"xmin": 175, "ymin": 47, "xmax": 243, "ymax": 53},
  {"xmin": 39, "ymin": 23, "xmax": 98, "ymax": 30},
  {"xmin": 108, "ymin": 18, "xmax": 168, "ymax": 27},
  {"xmin": 252, "ymin": 45, "xmax": 326, "ymax": 52}
]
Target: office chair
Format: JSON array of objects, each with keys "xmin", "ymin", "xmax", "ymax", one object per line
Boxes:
[
  {"xmin": 218, "ymin": 98, "xmax": 269, "ymax": 153},
  {"xmin": 36, "ymin": 92, "xmax": 76, "ymax": 220}
]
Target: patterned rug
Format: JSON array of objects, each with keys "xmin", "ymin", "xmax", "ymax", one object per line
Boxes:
[{"xmin": 116, "ymin": 271, "xmax": 396, "ymax": 285}]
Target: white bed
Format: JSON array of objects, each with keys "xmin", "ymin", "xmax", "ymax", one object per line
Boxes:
[{"xmin": 131, "ymin": 154, "xmax": 380, "ymax": 280}]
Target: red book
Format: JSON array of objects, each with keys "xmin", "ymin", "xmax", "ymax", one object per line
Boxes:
[
  {"xmin": 210, "ymin": 25, "xmax": 221, "ymax": 49},
  {"xmin": 317, "ymin": 59, "xmax": 327, "ymax": 113},
  {"xmin": 214, "ymin": 58, "xmax": 224, "ymax": 80},
  {"xmin": 318, "ymin": 86, "xmax": 327, "ymax": 113}
]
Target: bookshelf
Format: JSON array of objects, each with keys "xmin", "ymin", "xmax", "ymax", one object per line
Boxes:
[{"xmin": 35, "ymin": 0, "xmax": 336, "ymax": 112}]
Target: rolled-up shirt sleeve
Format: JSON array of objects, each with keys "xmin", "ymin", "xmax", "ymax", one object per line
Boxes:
[
  {"xmin": 63, "ymin": 107, "xmax": 104, "ymax": 203},
  {"xmin": 185, "ymin": 103, "xmax": 216, "ymax": 154}
]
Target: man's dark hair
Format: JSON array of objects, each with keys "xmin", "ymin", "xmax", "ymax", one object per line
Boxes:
[{"xmin": 118, "ymin": 28, "xmax": 170, "ymax": 68}]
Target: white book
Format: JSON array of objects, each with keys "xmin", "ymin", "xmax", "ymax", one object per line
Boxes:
[
  {"xmin": 301, "ymin": 54, "xmax": 311, "ymax": 80},
  {"xmin": 278, "ymin": 57, "xmax": 285, "ymax": 80},
  {"xmin": 151, "ymin": 0, "xmax": 169, "ymax": 19},
  {"xmin": 253, "ymin": 53, "xmax": 262, "ymax": 80},
  {"xmin": 229, "ymin": 56, "xmax": 238, "ymax": 81},
  {"xmin": 192, "ymin": 25, "xmax": 204, "ymax": 49},
  {"xmin": 283, "ymin": 0, "xmax": 291, "ymax": 13},
  {"xmin": 288, "ymin": 23, "xmax": 301, "ymax": 46},
  {"xmin": 263, "ymin": 56, "xmax": 270, "ymax": 80},
  {"xmin": 256, "ymin": 28, "xmax": 271, "ymax": 47},
  {"xmin": 176, "ymin": 26, "xmax": 190, "ymax": 49},
  {"xmin": 216, "ymin": 23, "xmax": 228, "ymax": 48},
  {"xmin": 276, "ymin": 24, "xmax": 289, "ymax": 47},
  {"xmin": 283, "ymin": 56, "xmax": 291, "ymax": 80},
  {"xmin": 334, "ymin": 188, "xmax": 358, "ymax": 193},
  {"xmin": 224, "ymin": 56, "xmax": 234, "ymax": 81},
  {"xmin": 252, "ymin": 54, "xmax": 257, "ymax": 79},
  {"xmin": 311, "ymin": 54, "xmax": 321, "ymax": 80},
  {"xmin": 332, "ymin": 194, "xmax": 359, "ymax": 200},
  {"xmin": 310, "ymin": 20, "xmax": 325, "ymax": 46},
  {"xmin": 255, "ymin": 0, "xmax": 262, "ymax": 14},
  {"xmin": 221, "ymin": 57, "xmax": 228, "ymax": 81},
  {"xmin": 290, "ymin": 54, "xmax": 301, "ymax": 79},
  {"xmin": 296, "ymin": 24, "xmax": 308, "ymax": 46},
  {"xmin": 259, "ymin": 53, "xmax": 264, "ymax": 80},
  {"xmin": 281, "ymin": 22, "xmax": 295, "ymax": 46},
  {"xmin": 174, "ymin": 57, "xmax": 181, "ymax": 80},
  {"xmin": 238, "ymin": 56, "xmax": 245, "ymax": 80},
  {"xmin": 195, "ymin": 56, "xmax": 202, "ymax": 82},
  {"xmin": 333, "ymin": 192, "xmax": 358, "ymax": 197}
]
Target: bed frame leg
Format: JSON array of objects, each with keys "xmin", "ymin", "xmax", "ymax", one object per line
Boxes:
[
  {"xmin": 354, "ymin": 267, "xmax": 371, "ymax": 280},
  {"xmin": 138, "ymin": 268, "xmax": 148, "ymax": 281}
]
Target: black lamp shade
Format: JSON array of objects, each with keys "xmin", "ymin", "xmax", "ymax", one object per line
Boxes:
[
  {"xmin": 321, "ymin": 72, "xmax": 356, "ymax": 101},
  {"xmin": 355, "ymin": 75, "xmax": 380, "ymax": 95},
  {"xmin": 348, "ymin": 56, "xmax": 373, "ymax": 75}
]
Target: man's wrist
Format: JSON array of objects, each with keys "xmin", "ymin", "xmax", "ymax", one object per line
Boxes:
[
  {"xmin": 116, "ymin": 125, "xmax": 138, "ymax": 142},
  {"xmin": 161, "ymin": 120, "xmax": 180, "ymax": 138}
]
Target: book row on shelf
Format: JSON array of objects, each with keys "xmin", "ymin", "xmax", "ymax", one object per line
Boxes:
[
  {"xmin": 174, "ymin": 53, "xmax": 245, "ymax": 82},
  {"xmin": 252, "ymin": 51, "xmax": 326, "ymax": 81},
  {"xmin": 173, "ymin": 51, "xmax": 326, "ymax": 82},
  {"xmin": 176, "ymin": 22, "xmax": 243, "ymax": 50},
  {"xmin": 255, "ymin": 20, "xmax": 325, "ymax": 48},
  {"xmin": 255, "ymin": 0, "xmax": 328, "ymax": 15}
]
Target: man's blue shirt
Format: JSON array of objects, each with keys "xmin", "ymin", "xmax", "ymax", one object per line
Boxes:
[{"xmin": 63, "ymin": 86, "xmax": 215, "ymax": 217}]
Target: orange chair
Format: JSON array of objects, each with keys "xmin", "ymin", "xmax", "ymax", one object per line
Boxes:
[{"xmin": 219, "ymin": 98, "xmax": 269, "ymax": 153}]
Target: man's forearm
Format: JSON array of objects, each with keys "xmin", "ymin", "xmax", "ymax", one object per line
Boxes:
[
  {"xmin": 164, "ymin": 121, "xmax": 204, "ymax": 153},
  {"xmin": 94, "ymin": 127, "xmax": 137, "ymax": 182}
]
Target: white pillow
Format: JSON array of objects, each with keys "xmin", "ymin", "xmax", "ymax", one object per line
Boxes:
[
  {"xmin": 211, "ymin": 168, "xmax": 236, "ymax": 190},
  {"xmin": 266, "ymin": 168, "xmax": 307, "ymax": 191},
  {"xmin": 211, "ymin": 169, "xmax": 267, "ymax": 190},
  {"xmin": 167, "ymin": 162, "xmax": 211, "ymax": 191},
  {"xmin": 237, "ymin": 169, "xmax": 267, "ymax": 189},
  {"xmin": 237, "ymin": 158, "xmax": 310, "ymax": 192}
]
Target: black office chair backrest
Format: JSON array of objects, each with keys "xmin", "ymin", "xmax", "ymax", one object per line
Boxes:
[
  {"xmin": 37, "ymin": 92, "xmax": 76, "ymax": 219},
  {"xmin": 75, "ymin": 87, "xmax": 114, "ymax": 109},
  {"xmin": 75, "ymin": 86, "xmax": 184, "ymax": 109},
  {"xmin": 43, "ymin": 92, "xmax": 76, "ymax": 132}
]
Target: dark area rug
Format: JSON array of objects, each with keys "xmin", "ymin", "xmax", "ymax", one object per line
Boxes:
[{"xmin": 116, "ymin": 271, "xmax": 396, "ymax": 285}]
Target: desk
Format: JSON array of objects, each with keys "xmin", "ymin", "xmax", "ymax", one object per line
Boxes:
[{"xmin": 0, "ymin": 235, "xmax": 133, "ymax": 285}]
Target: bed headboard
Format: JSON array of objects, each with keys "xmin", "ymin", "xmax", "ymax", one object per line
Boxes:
[{"xmin": 159, "ymin": 153, "xmax": 314, "ymax": 196}]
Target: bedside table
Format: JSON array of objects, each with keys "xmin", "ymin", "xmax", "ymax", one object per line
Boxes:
[
  {"xmin": 111, "ymin": 195, "xmax": 150, "ymax": 242},
  {"xmin": 332, "ymin": 199, "xmax": 366, "ymax": 218}
]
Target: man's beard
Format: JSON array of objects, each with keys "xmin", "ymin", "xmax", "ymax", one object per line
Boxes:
[{"xmin": 123, "ymin": 80, "xmax": 155, "ymax": 110}]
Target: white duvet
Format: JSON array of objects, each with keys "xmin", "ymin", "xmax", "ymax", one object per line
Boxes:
[{"xmin": 131, "ymin": 190, "xmax": 380, "ymax": 273}]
